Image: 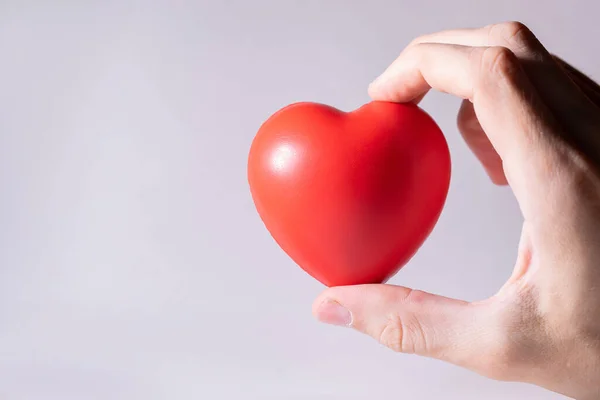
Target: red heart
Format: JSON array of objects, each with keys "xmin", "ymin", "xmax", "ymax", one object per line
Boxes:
[{"xmin": 247, "ymin": 101, "xmax": 451, "ymax": 287}]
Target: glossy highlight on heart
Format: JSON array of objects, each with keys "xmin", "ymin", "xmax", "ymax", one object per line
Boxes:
[{"xmin": 247, "ymin": 101, "xmax": 451, "ymax": 287}]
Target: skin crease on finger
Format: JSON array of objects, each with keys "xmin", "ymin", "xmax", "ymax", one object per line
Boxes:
[{"xmin": 313, "ymin": 21, "xmax": 600, "ymax": 399}]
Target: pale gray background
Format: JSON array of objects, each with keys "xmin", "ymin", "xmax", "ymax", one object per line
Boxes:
[{"xmin": 0, "ymin": 1, "xmax": 596, "ymax": 399}]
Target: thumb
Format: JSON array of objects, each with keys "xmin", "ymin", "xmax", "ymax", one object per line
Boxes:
[{"xmin": 312, "ymin": 284, "xmax": 494, "ymax": 367}]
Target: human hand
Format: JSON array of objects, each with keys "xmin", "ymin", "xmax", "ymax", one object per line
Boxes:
[{"xmin": 312, "ymin": 22, "xmax": 600, "ymax": 399}]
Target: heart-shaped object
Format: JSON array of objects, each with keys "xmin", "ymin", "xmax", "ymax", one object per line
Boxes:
[{"xmin": 248, "ymin": 101, "xmax": 451, "ymax": 287}]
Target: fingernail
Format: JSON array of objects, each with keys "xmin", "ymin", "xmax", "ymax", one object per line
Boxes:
[{"xmin": 316, "ymin": 299, "xmax": 352, "ymax": 327}]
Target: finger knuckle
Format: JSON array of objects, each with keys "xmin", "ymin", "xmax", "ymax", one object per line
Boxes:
[
  {"xmin": 403, "ymin": 288, "xmax": 431, "ymax": 305},
  {"xmin": 481, "ymin": 46, "xmax": 520, "ymax": 79},
  {"xmin": 502, "ymin": 21, "xmax": 534, "ymax": 44},
  {"xmin": 407, "ymin": 36, "xmax": 421, "ymax": 48},
  {"xmin": 491, "ymin": 21, "xmax": 538, "ymax": 53},
  {"xmin": 379, "ymin": 315, "xmax": 405, "ymax": 353},
  {"xmin": 406, "ymin": 42, "xmax": 430, "ymax": 62},
  {"xmin": 378, "ymin": 313, "xmax": 428, "ymax": 354}
]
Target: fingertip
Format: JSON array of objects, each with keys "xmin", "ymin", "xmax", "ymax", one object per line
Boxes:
[
  {"xmin": 368, "ymin": 80, "xmax": 427, "ymax": 104},
  {"xmin": 367, "ymin": 81, "xmax": 386, "ymax": 101},
  {"xmin": 311, "ymin": 290, "xmax": 328, "ymax": 317},
  {"xmin": 490, "ymin": 172, "xmax": 509, "ymax": 186},
  {"xmin": 311, "ymin": 287, "xmax": 341, "ymax": 318},
  {"xmin": 311, "ymin": 285, "xmax": 364, "ymax": 319},
  {"xmin": 312, "ymin": 287, "xmax": 355, "ymax": 327},
  {"xmin": 313, "ymin": 298, "xmax": 353, "ymax": 327},
  {"xmin": 316, "ymin": 284, "xmax": 402, "ymax": 313}
]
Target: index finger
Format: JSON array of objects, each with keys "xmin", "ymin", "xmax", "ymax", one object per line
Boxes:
[{"xmin": 368, "ymin": 43, "xmax": 561, "ymax": 217}]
